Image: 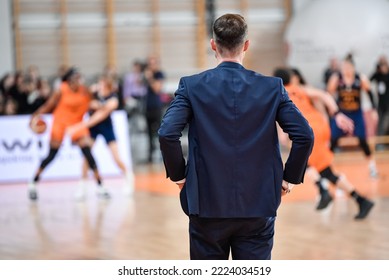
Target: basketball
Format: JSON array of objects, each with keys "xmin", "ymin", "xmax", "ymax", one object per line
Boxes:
[{"xmin": 30, "ymin": 116, "xmax": 47, "ymax": 134}]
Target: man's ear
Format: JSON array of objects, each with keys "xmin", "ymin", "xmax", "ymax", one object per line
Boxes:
[
  {"xmin": 210, "ymin": 39, "xmax": 217, "ymax": 51},
  {"xmin": 243, "ymin": 40, "xmax": 250, "ymax": 52}
]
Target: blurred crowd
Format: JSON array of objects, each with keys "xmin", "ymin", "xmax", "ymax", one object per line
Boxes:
[
  {"xmin": 0, "ymin": 65, "xmax": 52, "ymax": 115},
  {"xmin": 0, "ymin": 56, "xmax": 172, "ymax": 118}
]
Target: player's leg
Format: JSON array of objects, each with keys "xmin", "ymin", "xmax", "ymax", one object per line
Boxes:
[
  {"xmin": 330, "ymin": 118, "xmax": 342, "ymax": 152},
  {"xmin": 29, "ymin": 125, "xmax": 63, "ymax": 200},
  {"xmin": 322, "ymin": 166, "xmax": 375, "ymax": 219},
  {"xmin": 76, "ymin": 135, "xmax": 110, "ymax": 199},
  {"xmin": 108, "ymin": 140, "xmax": 135, "ymax": 196},
  {"xmin": 74, "ymin": 138, "xmax": 96, "ymax": 201},
  {"xmin": 108, "ymin": 141, "xmax": 126, "ymax": 172},
  {"xmin": 100, "ymin": 123, "xmax": 135, "ymax": 196},
  {"xmin": 358, "ymin": 137, "xmax": 378, "ymax": 177},
  {"xmin": 354, "ymin": 111, "xmax": 378, "ymax": 177},
  {"xmin": 33, "ymin": 141, "xmax": 61, "ymax": 181},
  {"xmin": 306, "ymin": 167, "xmax": 332, "ymax": 210},
  {"xmin": 306, "ymin": 120, "xmax": 334, "ymax": 210}
]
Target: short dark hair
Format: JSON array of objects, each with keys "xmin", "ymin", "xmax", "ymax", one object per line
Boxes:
[
  {"xmin": 273, "ymin": 68, "xmax": 291, "ymax": 86},
  {"xmin": 213, "ymin": 14, "xmax": 247, "ymax": 54}
]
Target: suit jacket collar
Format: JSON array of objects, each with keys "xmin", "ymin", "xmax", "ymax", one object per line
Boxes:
[{"xmin": 217, "ymin": 61, "xmax": 245, "ymax": 70}]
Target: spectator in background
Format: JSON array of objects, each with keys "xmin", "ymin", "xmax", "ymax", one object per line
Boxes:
[
  {"xmin": 0, "ymin": 73, "xmax": 14, "ymax": 98},
  {"xmin": 26, "ymin": 65, "xmax": 41, "ymax": 88},
  {"xmin": 122, "ymin": 60, "xmax": 147, "ymax": 117},
  {"xmin": 28, "ymin": 78, "xmax": 52, "ymax": 113},
  {"xmin": 323, "ymin": 57, "xmax": 340, "ymax": 87},
  {"xmin": 8, "ymin": 71, "xmax": 24, "ymax": 107},
  {"xmin": 21, "ymin": 75, "xmax": 37, "ymax": 114},
  {"xmin": 0, "ymin": 73, "xmax": 15, "ymax": 114},
  {"xmin": 370, "ymin": 55, "xmax": 389, "ymax": 149},
  {"xmin": 3, "ymin": 98, "xmax": 18, "ymax": 115},
  {"xmin": 9, "ymin": 72, "xmax": 31, "ymax": 115},
  {"xmin": 52, "ymin": 65, "xmax": 69, "ymax": 91},
  {"xmin": 144, "ymin": 55, "xmax": 165, "ymax": 163},
  {"xmin": 0, "ymin": 94, "xmax": 4, "ymax": 115}
]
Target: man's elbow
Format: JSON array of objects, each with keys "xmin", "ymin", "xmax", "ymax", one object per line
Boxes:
[
  {"xmin": 158, "ymin": 125, "xmax": 170, "ymax": 139},
  {"xmin": 158, "ymin": 127, "xmax": 176, "ymax": 145},
  {"xmin": 305, "ymin": 127, "xmax": 315, "ymax": 149},
  {"xmin": 294, "ymin": 126, "xmax": 314, "ymax": 148},
  {"xmin": 158, "ymin": 127, "xmax": 167, "ymax": 143}
]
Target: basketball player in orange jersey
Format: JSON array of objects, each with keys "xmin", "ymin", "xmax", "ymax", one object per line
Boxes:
[
  {"xmin": 274, "ymin": 68, "xmax": 374, "ymax": 219},
  {"xmin": 28, "ymin": 67, "xmax": 110, "ymax": 200},
  {"xmin": 67, "ymin": 74, "xmax": 135, "ymax": 200}
]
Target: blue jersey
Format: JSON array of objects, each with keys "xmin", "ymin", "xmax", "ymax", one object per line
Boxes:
[
  {"xmin": 332, "ymin": 73, "xmax": 366, "ymax": 139},
  {"xmin": 89, "ymin": 92, "xmax": 118, "ymax": 143}
]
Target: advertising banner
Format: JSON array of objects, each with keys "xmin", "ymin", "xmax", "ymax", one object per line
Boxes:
[{"xmin": 0, "ymin": 111, "xmax": 132, "ymax": 183}]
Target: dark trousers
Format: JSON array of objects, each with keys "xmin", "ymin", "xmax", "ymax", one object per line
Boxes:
[
  {"xmin": 189, "ymin": 216, "xmax": 275, "ymax": 260},
  {"xmin": 378, "ymin": 105, "xmax": 389, "ymax": 136},
  {"xmin": 145, "ymin": 108, "xmax": 162, "ymax": 162}
]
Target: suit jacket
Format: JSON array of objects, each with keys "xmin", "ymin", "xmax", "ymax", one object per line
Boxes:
[{"xmin": 158, "ymin": 62, "xmax": 313, "ymax": 218}]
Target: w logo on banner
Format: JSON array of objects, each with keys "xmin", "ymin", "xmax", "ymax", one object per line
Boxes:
[{"xmin": 1, "ymin": 140, "xmax": 32, "ymax": 152}]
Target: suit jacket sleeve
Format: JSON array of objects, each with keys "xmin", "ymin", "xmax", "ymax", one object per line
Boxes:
[
  {"xmin": 158, "ymin": 78, "xmax": 192, "ymax": 182},
  {"xmin": 276, "ymin": 81, "xmax": 314, "ymax": 184}
]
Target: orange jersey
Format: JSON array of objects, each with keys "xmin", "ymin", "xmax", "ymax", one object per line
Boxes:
[
  {"xmin": 51, "ymin": 82, "xmax": 91, "ymax": 142},
  {"xmin": 285, "ymin": 84, "xmax": 333, "ymax": 172}
]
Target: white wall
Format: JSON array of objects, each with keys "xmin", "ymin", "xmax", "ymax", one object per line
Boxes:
[
  {"xmin": 285, "ymin": 0, "xmax": 389, "ymax": 88},
  {"xmin": 292, "ymin": 0, "xmax": 312, "ymax": 14},
  {"xmin": 0, "ymin": 0, "xmax": 14, "ymax": 76}
]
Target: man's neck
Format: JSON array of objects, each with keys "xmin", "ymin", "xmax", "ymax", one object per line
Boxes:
[
  {"xmin": 219, "ymin": 58, "xmax": 242, "ymax": 64},
  {"xmin": 216, "ymin": 52, "xmax": 244, "ymax": 65}
]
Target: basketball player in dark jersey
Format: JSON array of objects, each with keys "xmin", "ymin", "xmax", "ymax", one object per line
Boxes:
[{"xmin": 327, "ymin": 56, "xmax": 378, "ymax": 178}]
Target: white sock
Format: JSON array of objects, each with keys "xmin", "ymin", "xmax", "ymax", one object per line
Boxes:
[
  {"xmin": 123, "ymin": 171, "xmax": 135, "ymax": 195},
  {"xmin": 28, "ymin": 181, "xmax": 36, "ymax": 190},
  {"xmin": 75, "ymin": 179, "xmax": 88, "ymax": 200}
]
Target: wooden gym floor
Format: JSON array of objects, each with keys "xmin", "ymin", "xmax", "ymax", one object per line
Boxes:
[{"xmin": 0, "ymin": 150, "xmax": 388, "ymax": 260}]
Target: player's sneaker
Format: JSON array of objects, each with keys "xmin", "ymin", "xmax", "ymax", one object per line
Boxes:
[
  {"xmin": 369, "ymin": 165, "xmax": 378, "ymax": 178},
  {"xmin": 74, "ymin": 188, "xmax": 86, "ymax": 201},
  {"xmin": 28, "ymin": 182, "xmax": 38, "ymax": 200},
  {"xmin": 355, "ymin": 198, "xmax": 374, "ymax": 220},
  {"xmin": 74, "ymin": 179, "xmax": 87, "ymax": 201},
  {"xmin": 97, "ymin": 186, "xmax": 111, "ymax": 199},
  {"xmin": 316, "ymin": 191, "xmax": 333, "ymax": 210}
]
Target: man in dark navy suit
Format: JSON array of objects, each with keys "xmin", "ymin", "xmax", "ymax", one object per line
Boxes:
[{"xmin": 158, "ymin": 14, "xmax": 314, "ymax": 260}]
